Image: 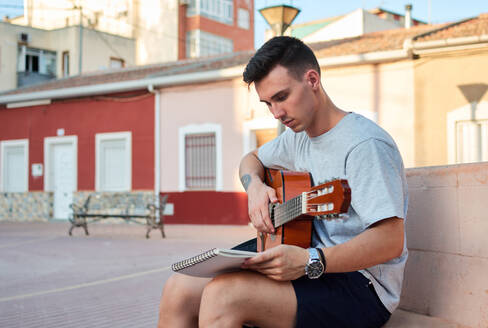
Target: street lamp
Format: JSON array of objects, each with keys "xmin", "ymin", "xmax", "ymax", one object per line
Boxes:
[
  {"xmin": 259, "ymin": 4, "xmax": 300, "ymax": 135},
  {"xmin": 259, "ymin": 4, "xmax": 301, "ymax": 37}
]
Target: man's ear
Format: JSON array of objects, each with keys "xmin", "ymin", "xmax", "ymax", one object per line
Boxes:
[{"xmin": 305, "ymin": 69, "xmax": 321, "ymax": 90}]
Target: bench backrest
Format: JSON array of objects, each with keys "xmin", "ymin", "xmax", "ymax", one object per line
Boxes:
[
  {"xmin": 401, "ymin": 162, "xmax": 488, "ymax": 327},
  {"xmin": 73, "ymin": 192, "xmax": 153, "ymax": 215}
]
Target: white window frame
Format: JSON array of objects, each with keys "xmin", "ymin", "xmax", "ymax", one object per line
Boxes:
[
  {"xmin": 95, "ymin": 131, "xmax": 132, "ymax": 191},
  {"xmin": 44, "ymin": 135, "xmax": 78, "ymax": 191},
  {"xmin": 199, "ymin": 0, "xmax": 233, "ymax": 24},
  {"xmin": 18, "ymin": 46, "xmax": 56, "ymax": 76},
  {"xmin": 0, "ymin": 139, "xmax": 29, "ymax": 192},
  {"xmin": 237, "ymin": 8, "xmax": 250, "ymax": 30},
  {"xmin": 242, "ymin": 118, "xmax": 277, "ymax": 155},
  {"xmin": 447, "ymin": 101, "xmax": 488, "ymax": 164},
  {"xmin": 186, "ymin": 30, "xmax": 233, "ymax": 58},
  {"xmin": 179, "ymin": 123, "xmax": 222, "ymax": 191},
  {"xmin": 109, "ymin": 57, "xmax": 125, "ymax": 69}
]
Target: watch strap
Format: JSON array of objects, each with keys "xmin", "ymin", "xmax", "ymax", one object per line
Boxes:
[
  {"xmin": 307, "ymin": 248, "xmax": 320, "ymax": 263},
  {"xmin": 316, "ymin": 248, "xmax": 326, "ymax": 273}
]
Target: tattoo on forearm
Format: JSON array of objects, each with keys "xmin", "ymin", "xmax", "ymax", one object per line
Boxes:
[{"xmin": 241, "ymin": 174, "xmax": 251, "ymax": 191}]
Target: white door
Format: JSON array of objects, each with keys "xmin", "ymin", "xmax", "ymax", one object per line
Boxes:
[
  {"xmin": 50, "ymin": 142, "xmax": 76, "ymax": 219},
  {"xmin": 1, "ymin": 142, "xmax": 28, "ymax": 192},
  {"xmin": 100, "ymin": 139, "xmax": 127, "ymax": 191},
  {"xmin": 96, "ymin": 132, "xmax": 131, "ymax": 191}
]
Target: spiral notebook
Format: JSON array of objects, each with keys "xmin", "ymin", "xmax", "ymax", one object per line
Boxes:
[{"xmin": 171, "ymin": 248, "xmax": 257, "ymax": 278}]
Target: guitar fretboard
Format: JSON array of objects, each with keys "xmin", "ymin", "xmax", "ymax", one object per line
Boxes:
[{"xmin": 271, "ymin": 194, "xmax": 304, "ymax": 227}]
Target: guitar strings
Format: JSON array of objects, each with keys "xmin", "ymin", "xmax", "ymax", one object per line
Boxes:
[
  {"xmin": 272, "ymin": 195, "xmax": 303, "ymax": 227},
  {"xmin": 272, "ymin": 190, "xmax": 332, "ymax": 226}
]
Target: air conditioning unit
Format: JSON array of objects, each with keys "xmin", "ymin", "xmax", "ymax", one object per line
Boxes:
[{"xmin": 19, "ymin": 32, "xmax": 30, "ymax": 43}]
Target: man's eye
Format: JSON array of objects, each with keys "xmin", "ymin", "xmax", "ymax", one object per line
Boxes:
[{"xmin": 276, "ymin": 95, "xmax": 287, "ymax": 102}]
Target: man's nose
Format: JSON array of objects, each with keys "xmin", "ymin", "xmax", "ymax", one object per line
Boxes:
[{"xmin": 271, "ymin": 105, "xmax": 285, "ymax": 120}]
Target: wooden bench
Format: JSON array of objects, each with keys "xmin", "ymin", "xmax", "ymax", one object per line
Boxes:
[{"xmin": 68, "ymin": 194, "xmax": 168, "ymax": 239}]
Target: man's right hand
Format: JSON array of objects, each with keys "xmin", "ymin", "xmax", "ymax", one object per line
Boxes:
[{"xmin": 246, "ymin": 177, "xmax": 278, "ymax": 234}]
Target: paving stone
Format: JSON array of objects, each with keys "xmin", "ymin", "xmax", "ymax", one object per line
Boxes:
[{"xmin": 0, "ymin": 221, "xmax": 255, "ymax": 327}]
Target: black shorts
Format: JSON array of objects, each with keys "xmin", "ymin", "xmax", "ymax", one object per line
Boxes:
[{"xmin": 232, "ymin": 239, "xmax": 390, "ymax": 328}]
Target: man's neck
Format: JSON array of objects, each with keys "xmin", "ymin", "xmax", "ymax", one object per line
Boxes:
[{"xmin": 306, "ymin": 91, "xmax": 347, "ymax": 138}]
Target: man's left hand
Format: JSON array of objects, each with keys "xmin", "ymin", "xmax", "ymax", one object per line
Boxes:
[{"xmin": 241, "ymin": 244, "xmax": 309, "ymax": 281}]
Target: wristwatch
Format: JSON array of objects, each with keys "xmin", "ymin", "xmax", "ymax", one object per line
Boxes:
[{"xmin": 305, "ymin": 248, "xmax": 325, "ymax": 279}]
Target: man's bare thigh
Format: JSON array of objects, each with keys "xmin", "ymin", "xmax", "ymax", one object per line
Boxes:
[{"xmin": 200, "ymin": 271, "xmax": 297, "ymax": 328}]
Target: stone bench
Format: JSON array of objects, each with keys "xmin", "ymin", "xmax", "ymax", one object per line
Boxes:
[
  {"xmin": 385, "ymin": 162, "xmax": 488, "ymax": 327},
  {"xmin": 68, "ymin": 193, "xmax": 168, "ymax": 239}
]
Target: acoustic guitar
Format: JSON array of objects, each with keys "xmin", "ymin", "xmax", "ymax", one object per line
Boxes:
[{"xmin": 257, "ymin": 168, "xmax": 351, "ymax": 252}]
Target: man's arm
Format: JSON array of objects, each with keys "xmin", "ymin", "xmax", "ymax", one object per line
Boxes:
[
  {"xmin": 239, "ymin": 150, "xmax": 264, "ymax": 191},
  {"xmin": 239, "ymin": 150, "xmax": 277, "ymax": 233},
  {"xmin": 242, "ymin": 217, "xmax": 404, "ymax": 281},
  {"xmin": 322, "ymin": 216, "xmax": 404, "ymax": 272}
]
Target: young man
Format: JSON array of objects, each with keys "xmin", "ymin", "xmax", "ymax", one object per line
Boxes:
[{"xmin": 158, "ymin": 36, "xmax": 408, "ymax": 328}]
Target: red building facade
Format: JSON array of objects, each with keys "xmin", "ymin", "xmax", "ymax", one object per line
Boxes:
[
  {"xmin": 0, "ymin": 92, "xmax": 155, "ymax": 192},
  {"xmin": 178, "ymin": 0, "xmax": 254, "ymax": 60},
  {"xmin": 0, "ymin": 54, "xmax": 254, "ymax": 224}
]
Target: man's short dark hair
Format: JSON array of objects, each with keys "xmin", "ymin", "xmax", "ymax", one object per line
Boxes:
[{"xmin": 243, "ymin": 36, "xmax": 320, "ymax": 85}]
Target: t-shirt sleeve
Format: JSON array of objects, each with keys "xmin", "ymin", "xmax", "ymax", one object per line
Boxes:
[
  {"xmin": 345, "ymin": 138, "xmax": 407, "ymax": 229},
  {"xmin": 257, "ymin": 128, "xmax": 297, "ymax": 171}
]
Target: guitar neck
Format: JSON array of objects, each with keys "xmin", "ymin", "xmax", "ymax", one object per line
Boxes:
[
  {"xmin": 271, "ymin": 194, "xmax": 304, "ymax": 228},
  {"xmin": 264, "ymin": 168, "xmax": 351, "ymax": 229}
]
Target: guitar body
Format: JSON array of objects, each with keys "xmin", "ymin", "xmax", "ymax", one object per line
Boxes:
[{"xmin": 257, "ymin": 168, "xmax": 314, "ymax": 252}]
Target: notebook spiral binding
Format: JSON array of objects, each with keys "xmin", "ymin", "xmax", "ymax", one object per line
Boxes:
[{"xmin": 172, "ymin": 248, "xmax": 218, "ymax": 271}]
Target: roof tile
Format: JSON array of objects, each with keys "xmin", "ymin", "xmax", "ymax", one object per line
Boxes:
[
  {"xmin": 414, "ymin": 13, "xmax": 488, "ymax": 42},
  {"xmin": 3, "ymin": 14, "xmax": 487, "ymax": 97}
]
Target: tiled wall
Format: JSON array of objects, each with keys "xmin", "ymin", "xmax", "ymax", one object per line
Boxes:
[
  {"xmin": 401, "ymin": 162, "xmax": 488, "ymax": 327},
  {"xmin": 0, "ymin": 191, "xmax": 156, "ymax": 222},
  {"xmin": 0, "ymin": 192, "xmax": 53, "ymax": 221}
]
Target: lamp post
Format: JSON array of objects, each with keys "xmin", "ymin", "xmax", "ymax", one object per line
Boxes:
[
  {"xmin": 259, "ymin": 4, "xmax": 300, "ymax": 135},
  {"xmin": 259, "ymin": 4, "xmax": 301, "ymax": 37}
]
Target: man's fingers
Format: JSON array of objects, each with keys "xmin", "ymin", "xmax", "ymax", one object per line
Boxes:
[
  {"xmin": 260, "ymin": 207, "xmax": 274, "ymax": 233},
  {"xmin": 250, "ymin": 212, "xmax": 265, "ymax": 232},
  {"xmin": 244, "ymin": 249, "xmax": 276, "ymax": 266},
  {"xmin": 267, "ymin": 188, "xmax": 278, "ymax": 203}
]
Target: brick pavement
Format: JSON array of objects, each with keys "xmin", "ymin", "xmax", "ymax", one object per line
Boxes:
[{"xmin": 0, "ymin": 221, "xmax": 255, "ymax": 328}]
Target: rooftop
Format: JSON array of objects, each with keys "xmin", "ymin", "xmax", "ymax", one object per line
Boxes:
[{"xmin": 1, "ymin": 13, "xmax": 487, "ymax": 98}]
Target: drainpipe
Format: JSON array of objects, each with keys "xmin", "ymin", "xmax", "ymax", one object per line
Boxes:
[
  {"xmin": 147, "ymin": 84, "xmax": 161, "ymax": 221},
  {"xmin": 77, "ymin": 5, "xmax": 83, "ymax": 74},
  {"xmin": 405, "ymin": 4, "xmax": 412, "ymax": 29}
]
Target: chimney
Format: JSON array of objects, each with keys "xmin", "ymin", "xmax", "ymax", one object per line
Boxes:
[{"xmin": 405, "ymin": 4, "xmax": 412, "ymax": 28}]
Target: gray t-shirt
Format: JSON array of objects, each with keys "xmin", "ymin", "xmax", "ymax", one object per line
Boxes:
[{"xmin": 257, "ymin": 112, "xmax": 408, "ymax": 313}]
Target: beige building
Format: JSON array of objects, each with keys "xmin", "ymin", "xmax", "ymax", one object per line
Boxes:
[
  {"xmin": 9, "ymin": 0, "xmax": 179, "ymax": 66},
  {"xmin": 271, "ymin": 6, "xmax": 425, "ymax": 43},
  {"xmin": 413, "ymin": 43, "xmax": 488, "ymax": 166},
  {"xmin": 1, "ymin": 0, "xmax": 255, "ymax": 92},
  {"xmin": 312, "ymin": 15, "xmax": 488, "ymax": 168},
  {"xmin": 0, "ymin": 21, "xmax": 135, "ymax": 92},
  {"xmin": 7, "ymin": 0, "xmax": 254, "ymax": 65}
]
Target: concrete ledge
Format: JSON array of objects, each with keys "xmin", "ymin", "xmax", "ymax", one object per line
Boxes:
[
  {"xmin": 385, "ymin": 310, "xmax": 463, "ymax": 328},
  {"xmin": 401, "ymin": 162, "xmax": 488, "ymax": 327}
]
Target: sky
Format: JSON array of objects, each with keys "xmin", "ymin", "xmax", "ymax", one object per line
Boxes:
[
  {"xmin": 1, "ymin": 0, "xmax": 487, "ymax": 49},
  {"xmin": 254, "ymin": 0, "xmax": 488, "ymax": 47}
]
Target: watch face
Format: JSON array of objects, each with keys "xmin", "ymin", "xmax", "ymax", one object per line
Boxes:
[{"xmin": 306, "ymin": 260, "xmax": 324, "ymax": 279}]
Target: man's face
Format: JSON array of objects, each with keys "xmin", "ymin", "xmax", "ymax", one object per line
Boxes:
[{"xmin": 255, "ymin": 65, "xmax": 317, "ymax": 134}]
